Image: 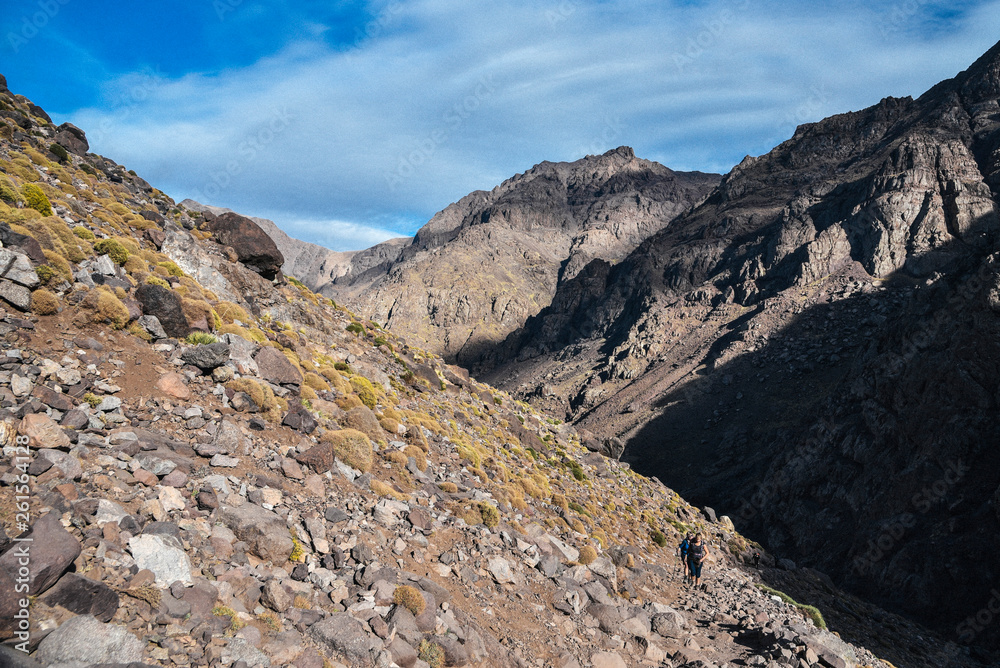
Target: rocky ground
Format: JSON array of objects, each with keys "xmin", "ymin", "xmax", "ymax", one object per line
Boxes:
[{"xmin": 0, "ymin": 71, "xmax": 981, "ymax": 668}]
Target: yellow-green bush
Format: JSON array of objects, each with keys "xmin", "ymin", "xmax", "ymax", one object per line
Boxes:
[
  {"xmin": 479, "ymin": 502, "xmax": 500, "ymax": 529},
  {"xmin": 349, "ymin": 376, "xmax": 379, "ymax": 409},
  {"xmin": 224, "ymin": 378, "xmax": 282, "ymax": 422},
  {"xmin": 320, "ymin": 429, "xmax": 373, "ymax": 473},
  {"xmin": 21, "ymin": 184, "xmax": 53, "ymax": 216},
  {"xmin": 72, "ymin": 225, "xmax": 95, "ymax": 241},
  {"xmin": 42, "ymin": 249, "xmax": 72, "ymax": 283},
  {"xmin": 404, "ymin": 444, "xmax": 427, "ymax": 471},
  {"xmin": 81, "ymin": 287, "xmax": 129, "ymax": 329},
  {"xmin": 215, "ymin": 300, "xmax": 250, "ymax": 324},
  {"xmin": 392, "ymin": 585, "xmax": 425, "ymax": 615},
  {"xmin": 157, "ymin": 260, "xmax": 184, "ymax": 277},
  {"xmin": 145, "ymin": 275, "xmax": 170, "ymax": 289},
  {"xmin": 303, "ymin": 372, "xmax": 330, "ymax": 392},
  {"xmin": 181, "ymin": 298, "xmax": 215, "ymax": 330},
  {"xmin": 94, "ymin": 238, "xmax": 129, "ymax": 265},
  {"xmin": 578, "ymin": 545, "xmax": 597, "ymax": 565},
  {"xmin": 29, "ymin": 289, "xmax": 59, "ymax": 315}
]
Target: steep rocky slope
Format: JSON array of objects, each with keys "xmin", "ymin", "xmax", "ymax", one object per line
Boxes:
[
  {"xmin": 322, "ymin": 148, "xmax": 720, "ymax": 365},
  {"xmin": 0, "ymin": 74, "xmax": 973, "ymax": 668},
  {"xmin": 476, "ymin": 40, "xmax": 1000, "ymax": 655}
]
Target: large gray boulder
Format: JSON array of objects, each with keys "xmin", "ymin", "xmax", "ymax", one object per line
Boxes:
[
  {"xmin": 35, "ymin": 614, "xmax": 143, "ymax": 665},
  {"xmin": 219, "ymin": 503, "xmax": 293, "ymax": 563}
]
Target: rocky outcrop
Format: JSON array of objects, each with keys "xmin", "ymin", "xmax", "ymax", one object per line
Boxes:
[
  {"xmin": 204, "ymin": 212, "xmax": 285, "ymax": 280},
  {"xmin": 325, "ymin": 147, "xmax": 720, "ymax": 363},
  {"xmin": 54, "ymin": 122, "xmax": 89, "ymax": 156}
]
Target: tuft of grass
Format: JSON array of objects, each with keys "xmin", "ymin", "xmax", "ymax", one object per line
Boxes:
[
  {"xmin": 258, "ymin": 610, "xmax": 281, "ymax": 632},
  {"xmin": 212, "ymin": 605, "xmax": 246, "ymax": 632},
  {"xmin": 392, "ymin": 585, "xmax": 425, "ymax": 615},
  {"xmin": 350, "ymin": 375, "xmax": 379, "ymax": 409},
  {"xmin": 756, "ymin": 585, "xmax": 826, "ymax": 629},
  {"xmin": 651, "ymin": 529, "xmax": 667, "ymax": 548},
  {"xmin": 186, "ymin": 332, "xmax": 218, "ymax": 345},
  {"xmin": 289, "ymin": 530, "xmax": 305, "ymax": 562}
]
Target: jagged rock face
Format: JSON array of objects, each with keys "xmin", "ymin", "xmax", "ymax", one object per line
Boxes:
[
  {"xmin": 324, "ymin": 147, "xmax": 720, "ymax": 364},
  {"xmin": 477, "ymin": 41, "xmax": 1000, "ymax": 647}
]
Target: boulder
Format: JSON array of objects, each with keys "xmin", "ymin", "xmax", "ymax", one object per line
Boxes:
[
  {"xmin": 137, "ymin": 314, "xmax": 167, "ymax": 339},
  {"xmin": 35, "ymin": 614, "xmax": 143, "ymax": 665},
  {"xmin": 0, "ymin": 279, "xmax": 31, "ymax": 310},
  {"xmin": 155, "ymin": 372, "xmax": 191, "ymax": 399},
  {"xmin": 19, "ymin": 413, "xmax": 71, "ymax": 450},
  {"xmin": 54, "ymin": 122, "xmax": 89, "ymax": 155},
  {"xmin": 129, "ymin": 533, "xmax": 193, "ymax": 586},
  {"xmin": 308, "ymin": 613, "xmax": 382, "ymax": 667},
  {"xmin": 0, "ymin": 222, "xmax": 45, "ymax": 265},
  {"xmin": 205, "ymin": 212, "xmax": 285, "ymax": 280},
  {"xmin": 40, "ymin": 572, "xmax": 119, "ymax": 622},
  {"xmin": 181, "ymin": 341, "xmax": 231, "ymax": 370},
  {"xmin": 282, "ymin": 404, "xmax": 317, "ymax": 434},
  {"xmin": 254, "ymin": 346, "xmax": 302, "ymax": 387},
  {"xmin": 0, "ymin": 513, "xmax": 80, "ymax": 595},
  {"xmin": 0, "ymin": 248, "xmax": 39, "ymax": 287},
  {"xmin": 219, "ymin": 503, "xmax": 294, "ymax": 563},
  {"xmin": 135, "ymin": 283, "xmax": 189, "ymax": 338}
]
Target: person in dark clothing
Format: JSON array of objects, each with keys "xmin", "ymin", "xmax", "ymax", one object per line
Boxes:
[
  {"xmin": 752, "ymin": 552, "xmax": 761, "ymax": 569},
  {"xmin": 678, "ymin": 535, "xmax": 692, "ymax": 578},
  {"xmin": 687, "ymin": 533, "xmax": 708, "ymax": 587}
]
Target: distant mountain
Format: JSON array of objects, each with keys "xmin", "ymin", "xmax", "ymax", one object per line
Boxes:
[
  {"xmin": 474, "ymin": 40, "xmax": 1000, "ymax": 649},
  {"xmin": 320, "ymin": 147, "xmax": 721, "ymax": 363},
  {"xmin": 179, "ymin": 199, "xmax": 410, "ymax": 294}
]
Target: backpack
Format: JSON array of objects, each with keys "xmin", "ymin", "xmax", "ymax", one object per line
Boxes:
[
  {"xmin": 688, "ymin": 542, "xmax": 705, "ymax": 562},
  {"xmin": 679, "ymin": 539, "xmax": 690, "ymax": 556}
]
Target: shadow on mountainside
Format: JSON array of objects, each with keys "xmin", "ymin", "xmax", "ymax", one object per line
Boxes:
[{"xmin": 621, "ymin": 212, "xmax": 1000, "ymax": 666}]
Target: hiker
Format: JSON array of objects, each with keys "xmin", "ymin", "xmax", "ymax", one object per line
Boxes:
[
  {"xmin": 752, "ymin": 552, "xmax": 761, "ymax": 569},
  {"xmin": 678, "ymin": 534, "xmax": 691, "ymax": 578},
  {"xmin": 687, "ymin": 533, "xmax": 708, "ymax": 587}
]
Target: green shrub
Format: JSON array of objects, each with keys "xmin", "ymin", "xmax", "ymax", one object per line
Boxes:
[
  {"xmin": 334, "ymin": 361, "xmax": 351, "ymax": 372},
  {"xmin": 34, "ymin": 265, "xmax": 56, "ymax": 285},
  {"xmin": 651, "ymin": 529, "xmax": 667, "ymax": 548},
  {"xmin": 479, "ymin": 502, "xmax": 500, "ymax": 529},
  {"xmin": 756, "ymin": 585, "xmax": 827, "ymax": 629},
  {"xmin": 578, "ymin": 545, "xmax": 598, "ymax": 565},
  {"xmin": 145, "ymin": 275, "xmax": 170, "ymax": 289},
  {"xmin": 72, "ymin": 226, "xmax": 95, "ymax": 241},
  {"xmin": 346, "ymin": 322, "xmax": 364, "ymax": 336},
  {"xmin": 49, "ymin": 143, "xmax": 69, "ymax": 163},
  {"xmin": 186, "ymin": 332, "xmax": 219, "ymax": 345},
  {"xmin": 417, "ymin": 640, "xmax": 445, "ymax": 668},
  {"xmin": 0, "ymin": 179, "xmax": 20, "ymax": 205},
  {"xmin": 392, "ymin": 585, "xmax": 426, "ymax": 615},
  {"xmin": 21, "ymin": 184, "xmax": 52, "ymax": 216},
  {"xmin": 350, "ymin": 375, "xmax": 379, "ymax": 409},
  {"xmin": 157, "ymin": 260, "xmax": 184, "ymax": 277},
  {"xmin": 30, "ymin": 289, "xmax": 59, "ymax": 315},
  {"xmin": 320, "ymin": 429, "xmax": 373, "ymax": 473},
  {"xmin": 94, "ymin": 238, "xmax": 129, "ymax": 265}
]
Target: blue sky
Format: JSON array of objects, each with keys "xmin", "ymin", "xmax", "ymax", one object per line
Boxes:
[{"xmin": 3, "ymin": 1, "xmax": 1000, "ymax": 251}]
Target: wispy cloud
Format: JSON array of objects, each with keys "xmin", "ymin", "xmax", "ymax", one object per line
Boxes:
[{"xmin": 47, "ymin": 0, "xmax": 1000, "ymax": 249}]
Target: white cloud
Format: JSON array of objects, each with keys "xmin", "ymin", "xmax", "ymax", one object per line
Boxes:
[{"xmin": 59, "ymin": 0, "xmax": 1000, "ymax": 250}]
